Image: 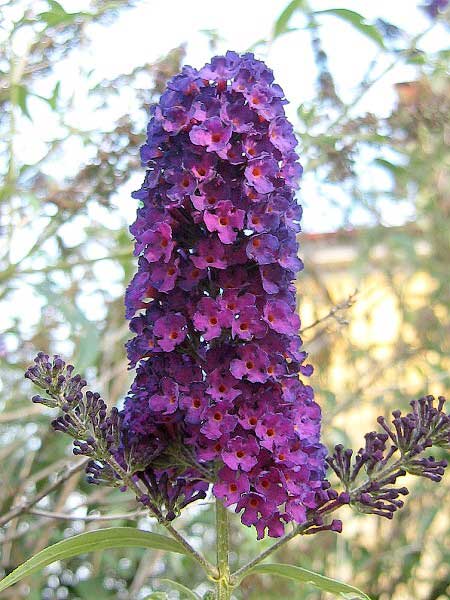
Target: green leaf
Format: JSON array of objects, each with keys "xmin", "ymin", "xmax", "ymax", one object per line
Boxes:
[
  {"xmin": 242, "ymin": 563, "xmax": 371, "ymax": 600},
  {"xmin": 313, "ymin": 9, "xmax": 385, "ymax": 49},
  {"xmin": 38, "ymin": 0, "xmax": 86, "ymax": 27},
  {"xmin": 15, "ymin": 85, "xmax": 31, "ymax": 120},
  {"xmin": 47, "ymin": 0, "xmax": 68, "ymax": 10},
  {"xmin": 406, "ymin": 51, "xmax": 426, "ymax": 65},
  {"xmin": 297, "ymin": 103, "xmax": 317, "ymax": 127},
  {"xmin": 374, "ymin": 158, "xmax": 407, "ymax": 176},
  {"xmin": 160, "ymin": 578, "xmax": 201, "ymax": 599},
  {"xmin": 0, "ymin": 527, "xmax": 187, "ymax": 593},
  {"xmin": 273, "ymin": 0, "xmax": 306, "ymax": 38},
  {"xmin": 48, "ymin": 81, "xmax": 61, "ymax": 110}
]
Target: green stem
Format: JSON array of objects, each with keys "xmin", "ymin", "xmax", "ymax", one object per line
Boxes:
[
  {"xmin": 62, "ymin": 406, "xmax": 216, "ymax": 578},
  {"xmin": 215, "ymin": 499, "xmax": 231, "ymax": 600},
  {"xmin": 105, "ymin": 454, "xmax": 217, "ymax": 577},
  {"xmin": 232, "ymin": 453, "xmax": 415, "ymax": 582},
  {"xmin": 231, "ymin": 521, "xmax": 312, "ymax": 583}
]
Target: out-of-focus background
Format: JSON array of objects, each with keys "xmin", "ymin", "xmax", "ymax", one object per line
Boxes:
[{"xmin": 1, "ymin": 1, "xmax": 449, "ymax": 598}]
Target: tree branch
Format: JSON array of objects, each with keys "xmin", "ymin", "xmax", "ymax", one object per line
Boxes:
[
  {"xmin": 0, "ymin": 458, "xmax": 89, "ymax": 528},
  {"xmin": 300, "ymin": 290, "xmax": 357, "ymax": 334}
]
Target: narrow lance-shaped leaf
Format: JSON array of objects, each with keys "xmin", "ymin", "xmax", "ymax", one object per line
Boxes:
[
  {"xmin": 273, "ymin": 0, "xmax": 307, "ymax": 38},
  {"xmin": 0, "ymin": 527, "xmax": 188, "ymax": 593},
  {"xmin": 15, "ymin": 85, "xmax": 32, "ymax": 120},
  {"xmin": 241, "ymin": 563, "xmax": 371, "ymax": 600},
  {"xmin": 38, "ymin": 0, "xmax": 90, "ymax": 27},
  {"xmin": 313, "ymin": 9, "xmax": 385, "ymax": 49}
]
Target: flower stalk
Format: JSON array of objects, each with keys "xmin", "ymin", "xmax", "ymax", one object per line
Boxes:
[{"xmin": 215, "ymin": 500, "xmax": 232, "ymax": 599}]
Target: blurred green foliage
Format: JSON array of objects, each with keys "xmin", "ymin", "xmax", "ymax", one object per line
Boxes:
[{"xmin": 0, "ymin": 1, "xmax": 449, "ymax": 599}]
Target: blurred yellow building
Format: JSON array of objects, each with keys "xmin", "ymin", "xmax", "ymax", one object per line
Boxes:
[{"xmin": 297, "ymin": 228, "xmax": 449, "ymax": 433}]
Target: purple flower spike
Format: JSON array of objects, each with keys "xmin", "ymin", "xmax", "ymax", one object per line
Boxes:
[{"xmin": 123, "ymin": 52, "xmax": 327, "ymax": 537}]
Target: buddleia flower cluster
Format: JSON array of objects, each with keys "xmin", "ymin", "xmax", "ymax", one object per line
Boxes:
[
  {"xmin": 23, "ymin": 52, "xmax": 450, "ymax": 542},
  {"xmin": 25, "ymin": 353, "xmax": 123, "ymax": 488},
  {"xmin": 25, "ymin": 353, "xmax": 207, "ymax": 518},
  {"xmin": 327, "ymin": 395, "xmax": 450, "ymax": 519},
  {"xmin": 123, "ymin": 51, "xmax": 328, "ymax": 538}
]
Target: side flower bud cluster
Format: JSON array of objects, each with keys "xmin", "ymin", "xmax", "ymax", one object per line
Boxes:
[
  {"xmin": 327, "ymin": 395, "xmax": 450, "ymax": 519},
  {"xmin": 123, "ymin": 51, "xmax": 327, "ymax": 538},
  {"xmin": 25, "ymin": 354, "xmax": 123, "ymax": 485}
]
